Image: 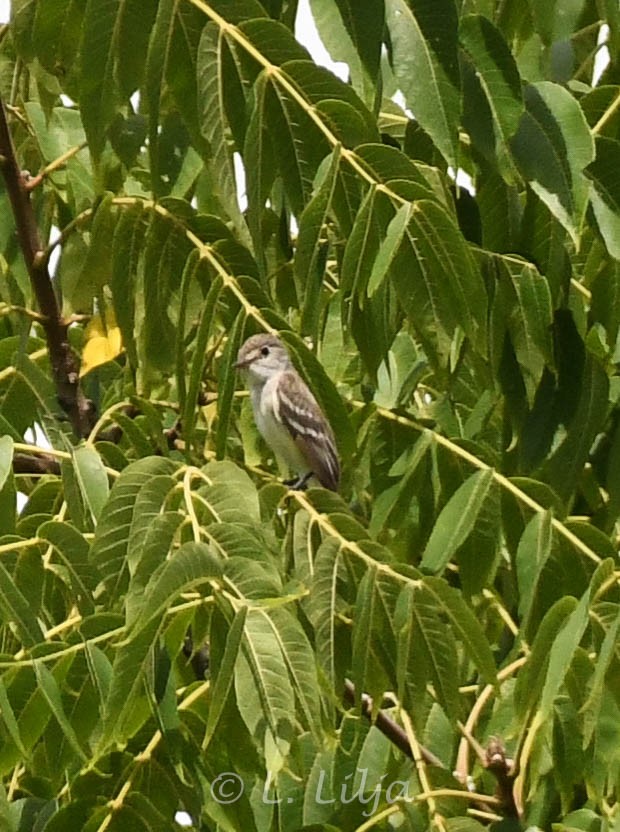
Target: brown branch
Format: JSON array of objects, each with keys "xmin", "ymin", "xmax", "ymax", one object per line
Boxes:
[
  {"xmin": 13, "ymin": 452, "xmax": 61, "ymax": 476},
  {"xmin": 343, "ymin": 680, "xmax": 444, "ymax": 768},
  {"xmin": 0, "ymin": 99, "xmax": 94, "ymax": 438},
  {"xmin": 485, "ymin": 738, "xmax": 518, "ymax": 817}
]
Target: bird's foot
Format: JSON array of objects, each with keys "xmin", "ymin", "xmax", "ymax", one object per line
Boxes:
[{"xmin": 284, "ymin": 472, "xmax": 313, "ymax": 490}]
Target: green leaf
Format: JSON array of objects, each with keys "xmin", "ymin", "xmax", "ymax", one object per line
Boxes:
[
  {"xmin": 38, "ymin": 521, "xmax": 96, "ymax": 615},
  {"xmin": 89, "ymin": 457, "xmax": 178, "ymax": 601},
  {"xmin": 542, "ymin": 354, "xmax": 609, "ymax": 502},
  {"xmin": 0, "ymin": 677, "xmax": 28, "ymax": 759},
  {"xmin": 261, "ymin": 69, "xmax": 332, "ymax": 215},
  {"xmin": 268, "ymin": 607, "xmax": 323, "ymax": 739},
  {"xmin": 308, "ymin": 0, "xmax": 384, "ymax": 104},
  {"xmin": 386, "ymin": 0, "xmax": 460, "ymax": 166},
  {"xmin": 79, "ymin": 0, "xmax": 121, "ymax": 161},
  {"xmin": 131, "ymin": 542, "xmax": 222, "ymax": 637},
  {"xmin": 511, "ymin": 82, "xmax": 594, "ymax": 243},
  {"xmin": 33, "ymin": 659, "xmax": 88, "ymax": 763},
  {"xmin": 77, "ymin": 194, "xmax": 116, "ymax": 306},
  {"xmin": 73, "ymin": 445, "xmax": 109, "ymax": 523},
  {"xmin": 514, "ymin": 595, "xmax": 577, "ymax": 719},
  {"xmin": 203, "ymin": 606, "xmax": 248, "ymax": 751},
  {"xmin": 423, "ymin": 577, "xmax": 497, "ymax": 688},
  {"xmin": 367, "ymin": 202, "xmax": 412, "ymax": 297},
  {"xmin": 0, "ymin": 561, "xmax": 45, "ymax": 647},
  {"xmin": 235, "ymin": 608, "xmax": 296, "ymax": 741},
  {"xmin": 116, "ymin": 0, "xmax": 157, "ymax": 97},
  {"xmin": 581, "ymin": 605, "xmax": 620, "ymax": 747},
  {"xmin": 198, "ymin": 23, "xmax": 252, "ymax": 245},
  {"xmin": 538, "ymin": 590, "xmax": 589, "ymax": 718},
  {"xmin": 216, "ymin": 309, "xmax": 246, "ymax": 460},
  {"xmin": 144, "ymin": 0, "xmax": 205, "ymax": 191},
  {"xmin": 516, "ymin": 511, "xmax": 553, "ymax": 628},
  {"xmin": 460, "ymin": 14, "xmax": 524, "ymax": 181},
  {"xmin": 586, "ymin": 136, "xmax": 620, "ymax": 261},
  {"xmin": 391, "ymin": 199, "xmax": 488, "ymax": 368},
  {"xmin": 421, "ymin": 469, "xmax": 494, "ymax": 573},
  {"xmin": 399, "ymin": 582, "xmax": 462, "ymax": 719},
  {"xmin": 295, "ymin": 147, "xmax": 342, "ymax": 339}
]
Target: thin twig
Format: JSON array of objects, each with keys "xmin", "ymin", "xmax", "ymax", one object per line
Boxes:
[{"xmin": 24, "ymin": 141, "xmax": 89, "ymax": 191}]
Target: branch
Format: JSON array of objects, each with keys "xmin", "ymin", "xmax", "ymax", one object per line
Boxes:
[
  {"xmin": 13, "ymin": 452, "xmax": 61, "ymax": 476},
  {"xmin": 343, "ymin": 680, "xmax": 444, "ymax": 768},
  {"xmin": 0, "ymin": 99, "xmax": 94, "ymax": 438}
]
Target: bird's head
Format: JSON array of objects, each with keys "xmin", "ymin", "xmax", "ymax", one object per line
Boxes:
[{"xmin": 235, "ymin": 334, "xmax": 292, "ymax": 382}]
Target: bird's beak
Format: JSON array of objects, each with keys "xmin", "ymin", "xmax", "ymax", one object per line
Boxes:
[{"xmin": 234, "ymin": 356, "xmax": 248, "ymax": 370}]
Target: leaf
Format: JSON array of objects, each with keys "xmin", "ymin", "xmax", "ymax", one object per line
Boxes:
[
  {"xmin": 131, "ymin": 542, "xmax": 222, "ymax": 637},
  {"xmin": 38, "ymin": 521, "xmax": 97, "ymax": 615},
  {"xmin": 367, "ymin": 202, "xmax": 412, "ymax": 297},
  {"xmin": 111, "ymin": 202, "xmax": 146, "ymax": 369},
  {"xmin": 421, "ymin": 469, "xmax": 494, "ymax": 573},
  {"xmin": 514, "ymin": 595, "xmax": 577, "ymax": 720},
  {"xmin": 216, "ymin": 309, "xmax": 246, "ymax": 460},
  {"xmin": 308, "ymin": 0, "xmax": 384, "ymax": 104},
  {"xmin": 116, "ymin": 0, "xmax": 158, "ymax": 97},
  {"xmin": 398, "ymin": 583, "xmax": 462, "ymax": 720},
  {"xmin": 542, "ymin": 354, "xmax": 609, "ymax": 502},
  {"xmin": 305, "ymin": 537, "xmax": 344, "ymax": 698},
  {"xmin": 581, "ymin": 605, "xmax": 620, "ymax": 747},
  {"xmin": 144, "ymin": 0, "xmax": 205, "ymax": 191},
  {"xmin": 586, "ymin": 136, "xmax": 620, "ymax": 261},
  {"xmin": 351, "ymin": 566, "xmax": 383, "ymax": 708},
  {"xmin": 261, "ymin": 69, "xmax": 332, "ymax": 215},
  {"xmin": 203, "ymin": 606, "xmax": 248, "ymax": 751},
  {"xmin": 235, "ymin": 608, "xmax": 296, "ymax": 741},
  {"xmin": 538, "ymin": 590, "xmax": 589, "ymax": 718},
  {"xmin": 77, "ymin": 194, "xmax": 116, "ymax": 307},
  {"xmin": 0, "ymin": 677, "xmax": 28, "ymax": 759},
  {"xmin": 422, "ymin": 577, "xmax": 497, "ymax": 688},
  {"xmin": 496, "ymin": 257, "xmax": 554, "ymax": 405},
  {"xmin": 510, "ymin": 82, "xmax": 594, "ymax": 243},
  {"xmin": 89, "ymin": 457, "xmax": 178, "ymax": 601},
  {"xmin": 0, "ymin": 561, "xmax": 45, "ymax": 647},
  {"xmin": 73, "ymin": 445, "xmax": 109, "ymax": 523},
  {"xmin": 295, "ymin": 147, "xmax": 342, "ymax": 339},
  {"xmin": 386, "ymin": 0, "xmax": 460, "ymax": 166},
  {"xmin": 80, "ymin": 309, "xmax": 123, "ymax": 376},
  {"xmin": 460, "ymin": 14, "xmax": 523, "ymax": 181},
  {"xmin": 391, "ymin": 199, "xmax": 488, "ymax": 368},
  {"xmin": 268, "ymin": 607, "xmax": 323, "ymax": 739},
  {"xmin": 79, "ymin": 0, "xmax": 121, "ymax": 160},
  {"xmin": 33, "ymin": 660, "xmax": 88, "ymax": 763},
  {"xmin": 198, "ymin": 23, "xmax": 252, "ymax": 245},
  {"xmin": 516, "ymin": 511, "xmax": 553, "ymax": 628}
]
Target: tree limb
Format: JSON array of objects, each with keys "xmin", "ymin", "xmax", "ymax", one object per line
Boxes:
[
  {"xmin": 0, "ymin": 99, "xmax": 94, "ymax": 438},
  {"xmin": 13, "ymin": 452, "xmax": 61, "ymax": 476},
  {"xmin": 343, "ymin": 680, "xmax": 444, "ymax": 768}
]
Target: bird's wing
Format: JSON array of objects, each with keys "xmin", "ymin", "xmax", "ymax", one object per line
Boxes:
[{"xmin": 275, "ymin": 371, "xmax": 340, "ymax": 491}]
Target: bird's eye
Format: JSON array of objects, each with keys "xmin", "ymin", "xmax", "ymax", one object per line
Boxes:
[{"xmin": 261, "ymin": 346, "xmax": 270, "ymax": 357}]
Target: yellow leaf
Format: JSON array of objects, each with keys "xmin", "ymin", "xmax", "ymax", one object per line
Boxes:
[{"xmin": 80, "ymin": 311, "xmax": 124, "ymax": 376}]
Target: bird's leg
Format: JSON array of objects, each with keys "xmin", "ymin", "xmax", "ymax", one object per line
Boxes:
[{"xmin": 284, "ymin": 471, "xmax": 313, "ymax": 490}]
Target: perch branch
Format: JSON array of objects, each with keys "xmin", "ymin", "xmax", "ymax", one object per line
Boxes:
[
  {"xmin": 0, "ymin": 99, "xmax": 94, "ymax": 438},
  {"xmin": 343, "ymin": 680, "xmax": 444, "ymax": 767}
]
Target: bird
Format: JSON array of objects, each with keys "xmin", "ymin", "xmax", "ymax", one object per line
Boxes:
[{"xmin": 234, "ymin": 333, "xmax": 340, "ymax": 491}]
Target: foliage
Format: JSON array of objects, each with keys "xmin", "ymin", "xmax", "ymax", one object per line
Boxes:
[{"xmin": 0, "ymin": 0, "xmax": 619, "ymax": 829}]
